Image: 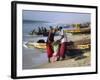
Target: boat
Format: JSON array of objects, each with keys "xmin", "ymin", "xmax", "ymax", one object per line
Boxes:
[
  {"xmin": 25, "ymin": 39, "xmax": 90, "ymax": 50},
  {"xmin": 24, "ymin": 42, "xmax": 46, "ymax": 49},
  {"xmin": 32, "ymin": 43, "xmax": 46, "ymax": 49},
  {"xmin": 64, "ymin": 27, "xmax": 90, "ymax": 34}
]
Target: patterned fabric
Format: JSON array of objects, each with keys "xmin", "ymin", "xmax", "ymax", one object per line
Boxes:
[{"xmin": 53, "ymin": 44, "xmax": 59, "ymax": 53}]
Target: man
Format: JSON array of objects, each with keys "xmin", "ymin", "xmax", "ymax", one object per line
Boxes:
[{"xmin": 59, "ymin": 30, "xmax": 67, "ymax": 60}]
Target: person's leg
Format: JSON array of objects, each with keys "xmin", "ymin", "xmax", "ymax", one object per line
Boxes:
[
  {"xmin": 56, "ymin": 45, "xmax": 60, "ymax": 61},
  {"xmin": 46, "ymin": 44, "xmax": 54, "ymax": 62},
  {"xmin": 59, "ymin": 43, "xmax": 66, "ymax": 60},
  {"xmin": 50, "ymin": 52, "xmax": 58, "ymax": 63}
]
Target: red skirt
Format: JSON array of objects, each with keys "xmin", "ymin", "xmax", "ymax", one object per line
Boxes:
[
  {"xmin": 46, "ymin": 43, "xmax": 54, "ymax": 58},
  {"xmin": 59, "ymin": 42, "xmax": 66, "ymax": 57}
]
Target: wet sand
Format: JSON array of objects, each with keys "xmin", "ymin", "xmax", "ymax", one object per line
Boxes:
[{"xmin": 22, "ymin": 47, "xmax": 48, "ymax": 69}]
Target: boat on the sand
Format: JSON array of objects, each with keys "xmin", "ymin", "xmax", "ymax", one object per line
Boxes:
[{"xmin": 24, "ymin": 39, "xmax": 90, "ymax": 50}]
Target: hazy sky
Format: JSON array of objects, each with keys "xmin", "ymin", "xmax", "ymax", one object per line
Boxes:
[{"xmin": 23, "ymin": 10, "xmax": 91, "ymax": 24}]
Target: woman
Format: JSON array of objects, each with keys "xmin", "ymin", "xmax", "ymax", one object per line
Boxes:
[
  {"xmin": 46, "ymin": 29, "xmax": 56, "ymax": 62},
  {"xmin": 46, "ymin": 39, "xmax": 54, "ymax": 62},
  {"xmin": 50, "ymin": 40, "xmax": 60, "ymax": 62}
]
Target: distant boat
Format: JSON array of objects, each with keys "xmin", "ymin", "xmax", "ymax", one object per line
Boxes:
[{"xmin": 64, "ymin": 27, "xmax": 90, "ymax": 34}]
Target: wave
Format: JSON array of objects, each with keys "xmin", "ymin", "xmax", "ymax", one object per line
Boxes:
[{"xmin": 23, "ymin": 41, "xmax": 28, "ymax": 48}]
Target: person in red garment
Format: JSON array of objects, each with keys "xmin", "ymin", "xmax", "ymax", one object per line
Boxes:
[
  {"xmin": 46, "ymin": 29, "xmax": 56, "ymax": 62},
  {"xmin": 59, "ymin": 30, "xmax": 67, "ymax": 60}
]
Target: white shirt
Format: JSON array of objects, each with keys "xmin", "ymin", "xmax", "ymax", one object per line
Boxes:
[
  {"xmin": 61, "ymin": 37, "xmax": 67, "ymax": 43},
  {"xmin": 60, "ymin": 29, "xmax": 67, "ymax": 43}
]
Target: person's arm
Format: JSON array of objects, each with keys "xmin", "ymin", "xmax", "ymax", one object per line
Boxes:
[
  {"xmin": 59, "ymin": 35, "xmax": 64, "ymax": 41},
  {"xmin": 48, "ymin": 31, "xmax": 51, "ymax": 40},
  {"xmin": 47, "ymin": 31, "xmax": 51, "ymax": 43}
]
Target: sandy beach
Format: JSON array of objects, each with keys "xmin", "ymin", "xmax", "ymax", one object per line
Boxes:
[{"xmin": 34, "ymin": 51, "xmax": 90, "ymax": 69}]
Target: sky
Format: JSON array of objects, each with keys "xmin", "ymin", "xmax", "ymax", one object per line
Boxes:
[{"xmin": 23, "ymin": 10, "xmax": 91, "ymax": 24}]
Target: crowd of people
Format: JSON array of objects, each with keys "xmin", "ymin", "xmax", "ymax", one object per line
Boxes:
[{"xmin": 46, "ymin": 29, "xmax": 68, "ymax": 63}]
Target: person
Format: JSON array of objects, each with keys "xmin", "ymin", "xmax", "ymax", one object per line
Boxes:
[
  {"xmin": 46, "ymin": 39, "xmax": 54, "ymax": 63},
  {"xmin": 46, "ymin": 29, "xmax": 56, "ymax": 62},
  {"xmin": 48, "ymin": 29, "xmax": 56, "ymax": 43},
  {"xmin": 59, "ymin": 30, "xmax": 67, "ymax": 60},
  {"xmin": 50, "ymin": 40, "xmax": 60, "ymax": 63}
]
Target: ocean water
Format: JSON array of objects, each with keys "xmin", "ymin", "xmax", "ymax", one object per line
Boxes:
[
  {"xmin": 23, "ymin": 21, "xmax": 58, "ymax": 35},
  {"xmin": 22, "ymin": 22, "xmax": 50, "ymax": 69},
  {"xmin": 22, "ymin": 47, "xmax": 48, "ymax": 69}
]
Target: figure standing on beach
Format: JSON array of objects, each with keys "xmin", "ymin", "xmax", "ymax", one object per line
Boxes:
[
  {"xmin": 46, "ymin": 29, "xmax": 56, "ymax": 62},
  {"xmin": 59, "ymin": 30, "xmax": 67, "ymax": 60},
  {"xmin": 50, "ymin": 40, "xmax": 60, "ymax": 62}
]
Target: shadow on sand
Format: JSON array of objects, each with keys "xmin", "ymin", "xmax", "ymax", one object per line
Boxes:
[{"xmin": 65, "ymin": 49, "xmax": 87, "ymax": 61}]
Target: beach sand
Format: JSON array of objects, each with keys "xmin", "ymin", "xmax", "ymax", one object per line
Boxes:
[{"xmin": 35, "ymin": 51, "xmax": 90, "ymax": 69}]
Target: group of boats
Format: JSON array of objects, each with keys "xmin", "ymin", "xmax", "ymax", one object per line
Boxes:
[{"xmin": 24, "ymin": 24, "xmax": 91, "ymax": 50}]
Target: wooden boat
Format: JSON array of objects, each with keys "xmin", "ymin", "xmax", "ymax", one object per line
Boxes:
[
  {"xmin": 64, "ymin": 27, "xmax": 90, "ymax": 34},
  {"xmin": 67, "ymin": 38, "xmax": 90, "ymax": 50},
  {"xmin": 25, "ymin": 38, "xmax": 90, "ymax": 50},
  {"xmin": 32, "ymin": 43, "xmax": 90, "ymax": 50},
  {"xmin": 25, "ymin": 42, "xmax": 46, "ymax": 49},
  {"xmin": 32, "ymin": 43, "xmax": 46, "ymax": 49}
]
